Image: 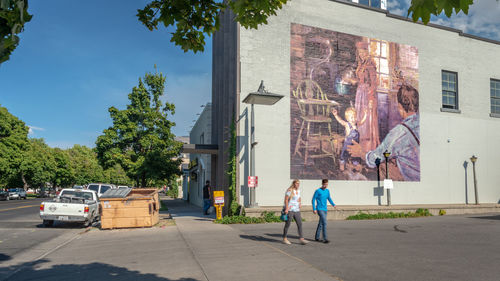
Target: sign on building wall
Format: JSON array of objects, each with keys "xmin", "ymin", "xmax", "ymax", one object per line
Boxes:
[
  {"xmin": 290, "ymin": 23, "xmax": 420, "ymax": 182},
  {"xmin": 248, "ymin": 176, "xmax": 258, "ymax": 188}
]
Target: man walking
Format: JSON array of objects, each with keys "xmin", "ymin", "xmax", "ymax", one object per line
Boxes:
[
  {"xmin": 312, "ymin": 179, "xmax": 336, "ymax": 243},
  {"xmin": 203, "ymin": 180, "xmax": 211, "ymax": 215}
]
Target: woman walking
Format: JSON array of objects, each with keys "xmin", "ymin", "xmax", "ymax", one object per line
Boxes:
[{"xmin": 283, "ymin": 179, "xmax": 308, "ymax": 245}]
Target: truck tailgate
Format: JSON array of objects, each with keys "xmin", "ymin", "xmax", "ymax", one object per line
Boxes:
[{"xmin": 42, "ymin": 202, "xmax": 86, "ymax": 218}]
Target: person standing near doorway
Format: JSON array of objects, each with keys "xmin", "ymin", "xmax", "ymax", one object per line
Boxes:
[
  {"xmin": 203, "ymin": 180, "xmax": 211, "ymax": 215},
  {"xmin": 312, "ymin": 179, "xmax": 337, "ymax": 243}
]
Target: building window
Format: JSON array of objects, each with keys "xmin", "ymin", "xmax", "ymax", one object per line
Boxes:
[
  {"xmin": 350, "ymin": 0, "xmax": 385, "ymax": 9},
  {"xmin": 442, "ymin": 70, "xmax": 458, "ymax": 110},
  {"xmin": 491, "ymin": 79, "xmax": 500, "ymax": 114}
]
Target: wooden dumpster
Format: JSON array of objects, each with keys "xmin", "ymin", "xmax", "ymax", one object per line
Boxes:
[{"xmin": 100, "ymin": 189, "xmax": 160, "ymax": 229}]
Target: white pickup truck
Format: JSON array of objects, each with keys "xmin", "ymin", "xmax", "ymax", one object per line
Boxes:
[{"xmin": 40, "ymin": 188, "xmax": 99, "ymax": 227}]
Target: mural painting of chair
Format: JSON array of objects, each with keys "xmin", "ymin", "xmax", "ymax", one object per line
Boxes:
[{"xmin": 292, "ymin": 79, "xmax": 339, "ymax": 165}]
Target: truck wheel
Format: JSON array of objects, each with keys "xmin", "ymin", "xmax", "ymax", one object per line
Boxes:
[
  {"xmin": 43, "ymin": 220, "xmax": 54, "ymax": 227},
  {"xmin": 84, "ymin": 219, "xmax": 91, "ymax": 228}
]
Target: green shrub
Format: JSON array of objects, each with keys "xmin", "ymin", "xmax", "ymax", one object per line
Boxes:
[
  {"xmin": 346, "ymin": 209, "xmax": 433, "ymax": 220},
  {"xmin": 214, "ymin": 211, "xmax": 283, "ymax": 224},
  {"xmin": 166, "ymin": 183, "xmax": 178, "ymax": 198},
  {"xmin": 439, "ymin": 209, "xmax": 446, "ymax": 216},
  {"xmin": 159, "ymin": 201, "xmax": 168, "ymax": 211}
]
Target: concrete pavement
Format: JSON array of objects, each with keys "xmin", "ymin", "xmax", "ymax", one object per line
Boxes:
[{"xmin": 2, "ymin": 198, "xmax": 500, "ymax": 281}]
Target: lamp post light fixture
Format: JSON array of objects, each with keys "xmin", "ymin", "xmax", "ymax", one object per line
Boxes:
[
  {"xmin": 242, "ymin": 80, "xmax": 284, "ymax": 208},
  {"xmin": 470, "ymin": 155, "xmax": 479, "ymax": 205},
  {"xmin": 383, "ymin": 150, "xmax": 391, "ymax": 206}
]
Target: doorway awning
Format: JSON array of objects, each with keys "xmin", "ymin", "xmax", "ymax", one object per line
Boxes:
[{"xmin": 181, "ymin": 144, "xmax": 219, "ymax": 155}]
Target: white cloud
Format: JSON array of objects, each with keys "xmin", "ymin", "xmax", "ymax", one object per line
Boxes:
[
  {"xmin": 28, "ymin": 126, "xmax": 45, "ymax": 136},
  {"xmin": 388, "ymin": 0, "xmax": 500, "ymax": 41}
]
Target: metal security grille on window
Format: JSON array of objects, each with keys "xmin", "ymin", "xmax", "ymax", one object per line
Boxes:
[
  {"xmin": 491, "ymin": 79, "xmax": 500, "ymax": 114},
  {"xmin": 442, "ymin": 71, "xmax": 457, "ymax": 109}
]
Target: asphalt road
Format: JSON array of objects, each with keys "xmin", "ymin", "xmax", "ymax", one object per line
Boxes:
[
  {"xmin": 0, "ymin": 198, "xmax": 83, "ymax": 263},
  {"xmin": 232, "ymin": 213, "xmax": 500, "ymax": 281}
]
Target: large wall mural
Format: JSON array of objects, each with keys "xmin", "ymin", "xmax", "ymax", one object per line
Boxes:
[{"xmin": 290, "ymin": 23, "xmax": 420, "ymax": 181}]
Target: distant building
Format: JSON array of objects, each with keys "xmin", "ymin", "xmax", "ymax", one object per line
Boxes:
[
  {"xmin": 188, "ymin": 103, "xmax": 212, "ymax": 207},
  {"xmin": 175, "ymin": 136, "xmax": 190, "ymax": 199}
]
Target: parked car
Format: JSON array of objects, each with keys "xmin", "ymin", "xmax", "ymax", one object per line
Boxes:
[
  {"xmin": 0, "ymin": 190, "xmax": 8, "ymax": 200},
  {"xmin": 40, "ymin": 188, "xmax": 99, "ymax": 227},
  {"xmin": 86, "ymin": 183, "xmax": 116, "ymax": 198},
  {"xmin": 8, "ymin": 188, "xmax": 27, "ymax": 200}
]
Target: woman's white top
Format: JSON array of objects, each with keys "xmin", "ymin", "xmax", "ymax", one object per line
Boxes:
[{"xmin": 286, "ymin": 189, "xmax": 300, "ymax": 212}]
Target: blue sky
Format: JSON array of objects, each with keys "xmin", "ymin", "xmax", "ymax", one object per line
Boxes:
[{"xmin": 1, "ymin": 0, "xmax": 499, "ymax": 148}]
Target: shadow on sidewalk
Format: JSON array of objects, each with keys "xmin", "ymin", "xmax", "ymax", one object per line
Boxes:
[
  {"xmin": 469, "ymin": 214, "xmax": 500, "ymax": 220},
  {"xmin": 161, "ymin": 198, "xmax": 214, "ymax": 220},
  {"xmin": 239, "ymin": 234, "xmax": 283, "ymax": 244},
  {"xmin": 1, "ymin": 259, "xmax": 199, "ymax": 281}
]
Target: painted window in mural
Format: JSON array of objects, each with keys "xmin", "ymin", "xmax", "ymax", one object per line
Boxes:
[{"xmin": 290, "ymin": 23, "xmax": 420, "ymax": 182}]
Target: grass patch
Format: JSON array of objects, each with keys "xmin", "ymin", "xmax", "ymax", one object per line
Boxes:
[
  {"xmin": 215, "ymin": 211, "xmax": 283, "ymax": 224},
  {"xmin": 346, "ymin": 208, "xmax": 432, "ymax": 220}
]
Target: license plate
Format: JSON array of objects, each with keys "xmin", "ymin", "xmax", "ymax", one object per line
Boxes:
[{"xmin": 58, "ymin": 216, "xmax": 69, "ymax": 221}]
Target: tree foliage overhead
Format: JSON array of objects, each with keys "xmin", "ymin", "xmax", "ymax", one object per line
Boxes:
[
  {"xmin": 138, "ymin": 0, "xmax": 477, "ymax": 53},
  {"xmin": 137, "ymin": 0, "xmax": 289, "ymax": 53},
  {"xmin": 0, "ymin": 0, "xmax": 32, "ymax": 65},
  {"xmin": 407, "ymin": 0, "xmax": 474, "ymax": 24},
  {"xmin": 95, "ymin": 69, "xmax": 182, "ymax": 187}
]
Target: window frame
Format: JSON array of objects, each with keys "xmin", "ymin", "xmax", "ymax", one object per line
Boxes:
[
  {"xmin": 441, "ymin": 70, "xmax": 459, "ymax": 112},
  {"xmin": 490, "ymin": 78, "xmax": 500, "ymax": 116}
]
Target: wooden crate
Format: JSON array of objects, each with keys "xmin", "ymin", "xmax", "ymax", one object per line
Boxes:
[{"xmin": 100, "ymin": 189, "xmax": 160, "ymax": 229}]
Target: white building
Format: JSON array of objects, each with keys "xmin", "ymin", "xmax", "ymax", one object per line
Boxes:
[
  {"xmin": 188, "ymin": 103, "xmax": 212, "ymax": 207},
  {"xmin": 210, "ymin": 0, "xmax": 500, "ymax": 208}
]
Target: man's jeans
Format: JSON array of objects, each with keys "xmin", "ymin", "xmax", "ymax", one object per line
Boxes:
[
  {"xmin": 315, "ymin": 210, "xmax": 328, "ymax": 240},
  {"xmin": 203, "ymin": 199, "xmax": 211, "ymax": 214}
]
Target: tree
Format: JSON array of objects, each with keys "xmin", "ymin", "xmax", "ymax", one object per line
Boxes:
[
  {"xmin": 0, "ymin": 105, "xmax": 29, "ymax": 187},
  {"xmin": 138, "ymin": 0, "xmax": 476, "ymax": 53},
  {"xmin": 408, "ymin": 0, "xmax": 474, "ymax": 24},
  {"xmin": 20, "ymin": 138, "xmax": 56, "ymax": 189},
  {"xmin": 0, "ymin": 0, "xmax": 32, "ymax": 65},
  {"xmin": 67, "ymin": 144, "xmax": 105, "ymax": 185},
  {"xmin": 96, "ymin": 69, "xmax": 182, "ymax": 187},
  {"xmin": 50, "ymin": 147, "xmax": 74, "ymax": 188}
]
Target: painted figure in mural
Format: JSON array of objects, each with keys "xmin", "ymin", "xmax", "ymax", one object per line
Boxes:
[
  {"xmin": 353, "ymin": 41, "xmax": 380, "ymax": 153},
  {"xmin": 348, "ymin": 84, "xmax": 420, "ymax": 181},
  {"xmin": 331, "ymin": 107, "xmax": 367, "ymax": 171},
  {"xmin": 282, "ymin": 179, "xmax": 308, "ymax": 245}
]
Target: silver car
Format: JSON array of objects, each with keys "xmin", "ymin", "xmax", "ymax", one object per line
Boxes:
[{"xmin": 8, "ymin": 188, "xmax": 27, "ymax": 200}]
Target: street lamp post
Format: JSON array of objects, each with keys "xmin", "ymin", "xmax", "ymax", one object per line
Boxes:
[
  {"xmin": 383, "ymin": 150, "xmax": 391, "ymax": 206},
  {"xmin": 470, "ymin": 155, "xmax": 479, "ymax": 205},
  {"xmin": 242, "ymin": 81, "xmax": 284, "ymax": 208},
  {"xmin": 375, "ymin": 157, "xmax": 381, "ymax": 205}
]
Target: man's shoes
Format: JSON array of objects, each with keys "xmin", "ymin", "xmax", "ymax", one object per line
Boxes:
[
  {"xmin": 323, "ymin": 240, "xmax": 330, "ymax": 244},
  {"xmin": 315, "ymin": 238, "xmax": 323, "ymax": 242},
  {"xmin": 283, "ymin": 239, "xmax": 292, "ymax": 245},
  {"xmin": 300, "ymin": 239, "xmax": 309, "ymax": 245}
]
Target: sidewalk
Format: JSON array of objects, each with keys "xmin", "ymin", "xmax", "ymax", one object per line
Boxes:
[{"xmin": 0, "ymin": 198, "xmax": 341, "ymax": 281}]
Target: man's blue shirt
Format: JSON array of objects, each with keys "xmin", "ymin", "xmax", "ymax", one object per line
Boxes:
[{"xmin": 312, "ymin": 188, "xmax": 335, "ymax": 211}]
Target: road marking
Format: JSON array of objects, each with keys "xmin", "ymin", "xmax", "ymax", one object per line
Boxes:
[{"xmin": 0, "ymin": 204, "xmax": 39, "ymax": 212}]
